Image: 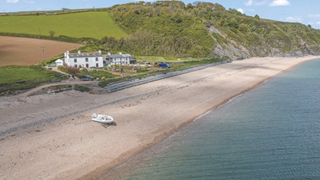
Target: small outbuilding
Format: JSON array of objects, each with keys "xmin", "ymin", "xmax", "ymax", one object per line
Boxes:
[{"xmin": 55, "ymin": 59, "xmax": 64, "ymax": 66}]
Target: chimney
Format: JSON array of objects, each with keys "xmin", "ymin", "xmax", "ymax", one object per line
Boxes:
[
  {"xmin": 64, "ymin": 52, "xmax": 67, "ymax": 58},
  {"xmin": 119, "ymin": 52, "xmax": 122, "ymax": 55},
  {"xmin": 67, "ymin": 51, "xmax": 69, "ymax": 54},
  {"xmin": 78, "ymin": 50, "xmax": 81, "ymax": 54},
  {"xmin": 99, "ymin": 50, "xmax": 101, "ymax": 54},
  {"xmin": 108, "ymin": 52, "xmax": 111, "ymax": 56}
]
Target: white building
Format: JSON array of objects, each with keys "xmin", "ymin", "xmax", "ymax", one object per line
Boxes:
[
  {"xmin": 55, "ymin": 59, "xmax": 63, "ymax": 66},
  {"xmin": 108, "ymin": 52, "xmax": 132, "ymax": 65},
  {"xmin": 61, "ymin": 50, "xmax": 104, "ymax": 68}
]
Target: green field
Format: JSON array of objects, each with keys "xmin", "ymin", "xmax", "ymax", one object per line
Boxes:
[
  {"xmin": 0, "ymin": 65, "xmax": 62, "ymax": 84},
  {"xmin": 0, "ymin": 12, "xmax": 127, "ymax": 39},
  {"xmin": 0, "ymin": 65, "xmax": 66, "ymax": 94}
]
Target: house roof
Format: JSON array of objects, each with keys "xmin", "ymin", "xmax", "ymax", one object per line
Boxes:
[
  {"xmin": 109, "ymin": 54, "xmax": 123, "ymax": 58},
  {"xmin": 102, "ymin": 54, "xmax": 112, "ymax": 58},
  {"xmin": 121, "ymin": 54, "xmax": 131, "ymax": 57},
  {"xmin": 55, "ymin": 59, "xmax": 64, "ymax": 62},
  {"xmin": 69, "ymin": 52, "xmax": 102, "ymax": 57}
]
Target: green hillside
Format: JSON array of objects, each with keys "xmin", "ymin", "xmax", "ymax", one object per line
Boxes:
[
  {"xmin": 0, "ymin": 12, "xmax": 127, "ymax": 39},
  {"xmin": 97, "ymin": 1, "xmax": 320, "ymax": 58}
]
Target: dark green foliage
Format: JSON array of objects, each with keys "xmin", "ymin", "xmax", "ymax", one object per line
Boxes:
[
  {"xmin": 79, "ymin": 70, "xmax": 117, "ymax": 79},
  {"xmin": 228, "ymin": 18, "xmax": 239, "ymax": 29},
  {"xmin": 74, "ymin": 84, "xmax": 90, "ymax": 92},
  {"xmin": 0, "ymin": 32, "xmax": 96, "ymax": 44},
  {"xmin": 254, "ymin": 14, "xmax": 260, "ymax": 20}
]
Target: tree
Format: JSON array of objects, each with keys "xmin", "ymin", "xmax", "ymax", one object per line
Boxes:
[
  {"xmin": 228, "ymin": 18, "xmax": 239, "ymax": 29},
  {"xmin": 307, "ymin": 24, "xmax": 312, "ymax": 28},
  {"xmin": 186, "ymin": 3, "xmax": 193, "ymax": 10},
  {"xmin": 49, "ymin": 31, "xmax": 56, "ymax": 37},
  {"xmin": 213, "ymin": 3, "xmax": 225, "ymax": 11},
  {"xmin": 254, "ymin": 14, "xmax": 260, "ymax": 20},
  {"xmin": 238, "ymin": 23, "xmax": 248, "ymax": 33}
]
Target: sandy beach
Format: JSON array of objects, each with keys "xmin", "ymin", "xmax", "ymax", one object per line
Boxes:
[{"xmin": 0, "ymin": 56, "xmax": 318, "ymax": 180}]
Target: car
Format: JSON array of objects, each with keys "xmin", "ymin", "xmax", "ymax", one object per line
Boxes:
[
  {"xmin": 79, "ymin": 75, "xmax": 95, "ymax": 81},
  {"xmin": 158, "ymin": 63, "xmax": 170, "ymax": 68},
  {"xmin": 45, "ymin": 65, "xmax": 52, "ymax": 70}
]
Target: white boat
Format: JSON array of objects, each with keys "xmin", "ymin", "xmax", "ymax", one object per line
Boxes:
[{"xmin": 91, "ymin": 113, "xmax": 114, "ymax": 124}]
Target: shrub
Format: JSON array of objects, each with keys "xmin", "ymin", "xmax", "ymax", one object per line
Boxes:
[
  {"xmin": 49, "ymin": 31, "xmax": 56, "ymax": 37},
  {"xmin": 74, "ymin": 84, "xmax": 90, "ymax": 92},
  {"xmin": 59, "ymin": 64, "xmax": 80, "ymax": 75},
  {"xmin": 238, "ymin": 23, "xmax": 248, "ymax": 33},
  {"xmin": 228, "ymin": 18, "xmax": 239, "ymax": 29}
]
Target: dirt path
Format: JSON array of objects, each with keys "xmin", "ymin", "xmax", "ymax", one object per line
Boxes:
[{"xmin": 18, "ymin": 81, "xmax": 98, "ymax": 98}]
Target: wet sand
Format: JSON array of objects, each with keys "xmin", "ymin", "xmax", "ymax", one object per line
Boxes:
[{"xmin": 0, "ymin": 56, "xmax": 318, "ymax": 180}]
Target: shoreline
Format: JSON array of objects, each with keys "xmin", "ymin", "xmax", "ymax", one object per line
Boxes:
[
  {"xmin": 0, "ymin": 56, "xmax": 319, "ymax": 180},
  {"xmin": 79, "ymin": 56, "xmax": 319, "ymax": 180}
]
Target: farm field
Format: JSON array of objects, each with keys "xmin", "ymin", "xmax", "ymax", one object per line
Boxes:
[
  {"xmin": 0, "ymin": 36, "xmax": 82, "ymax": 67},
  {"xmin": 0, "ymin": 12, "xmax": 127, "ymax": 39}
]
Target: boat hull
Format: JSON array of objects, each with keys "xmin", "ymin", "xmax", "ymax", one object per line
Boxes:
[{"xmin": 91, "ymin": 114, "xmax": 114, "ymax": 124}]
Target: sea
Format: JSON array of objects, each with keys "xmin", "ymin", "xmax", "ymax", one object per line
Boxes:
[{"xmin": 118, "ymin": 58, "xmax": 320, "ymax": 180}]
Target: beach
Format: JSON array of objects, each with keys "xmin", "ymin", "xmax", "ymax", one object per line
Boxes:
[{"xmin": 0, "ymin": 56, "xmax": 318, "ymax": 180}]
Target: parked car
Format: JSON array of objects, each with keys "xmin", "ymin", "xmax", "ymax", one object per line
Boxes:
[
  {"xmin": 45, "ymin": 65, "xmax": 52, "ymax": 70},
  {"xmin": 79, "ymin": 75, "xmax": 94, "ymax": 81},
  {"xmin": 158, "ymin": 63, "xmax": 170, "ymax": 68}
]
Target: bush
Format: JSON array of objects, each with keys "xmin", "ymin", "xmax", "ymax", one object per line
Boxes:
[
  {"xmin": 74, "ymin": 84, "xmax": 90, "ymax": 92},
  {"xmin": 58, "ymin": 64, "xmax": 80, "ymax": 75},
  {"xmin": 238, "ymin": 23, "xmax": 248, "ymax": 33}
]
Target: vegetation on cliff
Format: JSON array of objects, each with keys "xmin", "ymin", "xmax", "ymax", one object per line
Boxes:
[{"xmin": 101, "ymin": 1, "xmax": 320, "ymax": 58}]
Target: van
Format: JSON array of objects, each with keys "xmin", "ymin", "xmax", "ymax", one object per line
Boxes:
[{"xmin": 158, "ymin": 63, "xmax": 170, "ymax": 68}]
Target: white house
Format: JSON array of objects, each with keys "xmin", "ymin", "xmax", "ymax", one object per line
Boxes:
[
  {"xmin": 108, "ymin": 52, "xmax": 132, "ymax": 65},
  {"xmin": 55, "ymin": 59, "xmax": 64, "ymax": 66},
  {"xmin": 61, "ymin": 50, "xmax": 104, "ymax": 68}
]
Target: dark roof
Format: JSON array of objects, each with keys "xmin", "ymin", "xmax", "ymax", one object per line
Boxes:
[
  {"xmin": 109, "ymin": 54, "xmax": 123, "ymax": 58},
  {"xmin": 102, "ymin": 54, "xmax": 112, "ymax": 58},
  {"xmin": 69, "ymin": 52, "xmax": 102, "ymax": 57}
]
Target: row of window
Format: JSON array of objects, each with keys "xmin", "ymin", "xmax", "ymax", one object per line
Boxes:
[
  {"xmin": 74, "ymin": 63, "xmax": 99, "ymax": 68},
  {"xmin": 74, "ymin": 58, "xmax": 99, "ymax": 63},
  {"xmin": 105, "ymin": 57, "xmax": 130, "ymax": 61}
]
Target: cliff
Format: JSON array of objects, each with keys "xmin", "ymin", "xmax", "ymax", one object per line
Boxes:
[{"xmin": 104, "ymin": 1, "xmax": 320, "ymax": 59}]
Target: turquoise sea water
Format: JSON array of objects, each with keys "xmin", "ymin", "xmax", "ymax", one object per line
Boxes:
[{"xmin": 120, "ymin": 59, "xmax": 320, "ymax": 180}]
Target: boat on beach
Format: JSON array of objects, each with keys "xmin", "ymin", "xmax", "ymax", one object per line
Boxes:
[{"xmin": 91, "ymin": 113, "xmax": 114, "ymax": 124}]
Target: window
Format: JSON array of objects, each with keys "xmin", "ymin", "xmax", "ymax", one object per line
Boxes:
[
  {"xmin": 120, "ymin": 58, "xmax": 122, "ymax": 60},
  {"xmin": 74, "ymin": 59, "xmax": 77, "ymax": 63},
  {"xmin": 96, "ymin": 63, "xmax": 99, "ymax": 67},
  {"xmin": 86, "ymin": 64, "xmax": 89, "ymax": 68},
  {"xmin": 74, "ymin": 65, "xmax": 77, "ymax": 68},
  {"xmin": 85, "ymin": 58, "xmax": 88, "ymax": 62},
  {"xmin": 96, "ymin": 58, "xmax": 98, "ymax": 61}
]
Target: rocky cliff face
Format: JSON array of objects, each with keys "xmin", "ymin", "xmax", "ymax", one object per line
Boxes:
[{"xmin": 207, "ymin": 26, "xmax": 320, "ymax": 60}]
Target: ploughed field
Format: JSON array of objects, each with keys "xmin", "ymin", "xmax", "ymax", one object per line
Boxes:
[
  {"xmin": 0, "ymin": 36, "xmax": 82, "ymax": 67},
  {"xmin": 0, "ymin": 12, "xmax": 127, "ymax": 39}
]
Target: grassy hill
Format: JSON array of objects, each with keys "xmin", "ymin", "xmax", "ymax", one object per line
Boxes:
[
  {"xmin": 97, "ymin": 1, "xmax": 320, "ymax": 59},
  {"xmin": 0, "ymin": 12, "xmax": 127, "ymax": 39}
]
